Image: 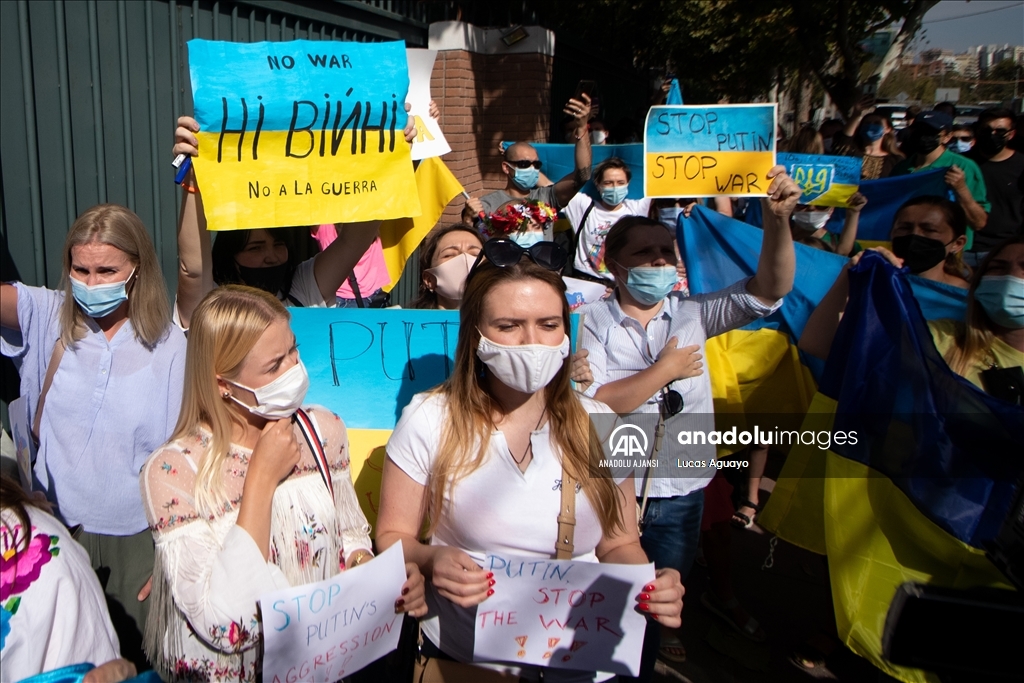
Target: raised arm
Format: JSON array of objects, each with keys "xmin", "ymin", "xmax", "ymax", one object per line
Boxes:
[
  {"xmin": 798, "ymin": 266, "xmax": 851, "ymax": 361},
  {"xmin": 747, "ymin": 166, "xmax": 799, "ymax": 304},
  {"xmin": 311, "ymin": 222, "xmax": 380, "ymax": 304},
  {"xmin": 553, "ymin": 94, "xmax": 593, "ymax": 207},
  {"xmin": 945, "ymin": 165, "xmax": 988, "ymax": 231},
  {"xmin": 1, "ymin": 283, "xmax": 19, "ymax": 330},
  {"xmin": 172, "ymin": 116, "xmax": 214, "ymax": 329},
  {"xmin": 835, "ymin": 192, "xmax": 866, "ymax": 258}
]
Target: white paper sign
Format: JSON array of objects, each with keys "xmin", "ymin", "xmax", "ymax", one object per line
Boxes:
[
  {"xmin": 260, "ymin": 543, "xmax": 406, "ymax": 683},
  {"xmin": 406, "ymin": 49, "xmax": 451, "ymax": 161},
  {"xmin": 472, "ymin": 553, "xmax": 654, "ymax": 676},
  {"xmin": 563, "ymin": 276, "xmax": 609, "ymax": 312},
  {"xmin": 8, "ymin": 396, "xmax": 34, "ymax": 491}
]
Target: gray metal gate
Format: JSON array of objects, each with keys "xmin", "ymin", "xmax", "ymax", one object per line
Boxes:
[{"xmin": 0, "ymin": 0, "xmax": 428, "ymax": 293}]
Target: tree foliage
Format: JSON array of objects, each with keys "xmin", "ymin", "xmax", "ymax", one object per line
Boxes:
[{"xmin": 540, "ymin": 0, "xmax": 937, "ymax": 116}]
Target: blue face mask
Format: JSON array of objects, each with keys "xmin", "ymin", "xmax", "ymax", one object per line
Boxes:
[
  {"xmin": 511, "ymin": 166, "xmax": 539, "ymax": 191},
  {"xmin": 863, "ymin": 123, "xmax": 885, "ymax": 142},
  {"xmin": 600, "ymin": 185, "xmax": 629, "ymax": 206},
  {"xmin": 510, "ymin": 230, "xmax": 544, "ymax": 248},
  {"xmin": 70, "ymin": 268, "xmax": 135, "ymax": 319},
  {"xmin": 975, "ymin": 275, "xmax": 1024, "ymax": 329},
  {"xmin": 658, "ymin": 207, "xmax": 683, "ymax": 230},
  {"xmin": 623, "ymin": 265, "xmax": 678, "ymax": 305},
  {"xmin": 948, "ymin": 139, "xmax": 972, "ymax": 154}
]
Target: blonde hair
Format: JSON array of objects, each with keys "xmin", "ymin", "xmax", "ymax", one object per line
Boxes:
[
  {"xmin": 427, "ymin": 259, "xmax": 623, "ymax": 539},
  {"xmin": 59, "ymin": 204, "xmax": 170, "ymax": 348},
  {"xmin": 945, "ymin": 238, "xmax": 1023, "ymax": 376},
  {"xmin": 171, "ymin": 285, "xmax": 289, "ymax": 516}
]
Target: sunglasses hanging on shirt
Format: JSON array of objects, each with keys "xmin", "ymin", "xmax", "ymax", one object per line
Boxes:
[{"xmin": 660, "ymin": 386, "xmax": 684, "ymax": 418}]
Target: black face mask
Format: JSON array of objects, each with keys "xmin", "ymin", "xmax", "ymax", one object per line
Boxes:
[
  {"xmin": 237, "ymin": 262, "xmax": 290, "ymax": 295},
  {"xmin": 975, "ymin": 129, "xmax": 1010, "ymax": 156},
  {"xmin": 907, "ymin": 128, "xmax": 942, "ymax": 156},
  {"xmin": 891, "ymin": 234, "xmax": 950, "ymax": 274}
]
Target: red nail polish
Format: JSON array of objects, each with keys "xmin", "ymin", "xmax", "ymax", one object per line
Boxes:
[
  {"xmin": 487, "ymin": 572, "xmax": 494, "ymax": 579},
  {"xmin": 639, "ymin": 603, "xmax": 650, "ymax": 611},
  {"xmin": 644, "ymin": 584, "xmax": 656, "ymax": 592},
  {"xmin": 402, "ymin": 587, "xmax": 409, "ymax": 595},
  {"xmin": 395, "ymin": 598, "xmax": 405, "ymax": 607},
  {"xmin": 487, "ymin": 589, "xmax": 494, "ymax": 596},
  {"xmin": 488, "ymin": 579, "xmax": 496, "ymax": 587},
  {"xmin": 652, "ymin": 614, "xmax": 659, "ymax": 621},
  {"xmin": 640, "ymin": 593, "xmax": 651, "ymax": 601}
]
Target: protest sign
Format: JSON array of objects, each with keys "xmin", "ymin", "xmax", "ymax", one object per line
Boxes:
[
  {"xmin": 260, "ymin": 543, "xmax": 406, "ymax": 683},
  {"xmin": 644, "ymin": 104, "xmax": 777, "ymax": 198},
  {"xmin": 472, "ymin": 553, "xmax": 653, "ymax": 676},
  {"xmin": 406, "ymin": 49, "xmax": 450, "ymax": 160},
  {"xmin": 777, "ymin": 152, "xmax": 860, "ymax": 207},
  {"xmin": 188, "ymin": 39, "xmax": 421, "ymax": 230},
  {"xmin": 290, "ymin": 309, "xmax": 579, "ymax": 530}
]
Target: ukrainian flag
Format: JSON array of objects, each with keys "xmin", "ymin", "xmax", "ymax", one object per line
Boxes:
[{"xmin": 763, "ymin": 252, "xmax": 1022, "ymax": 683}]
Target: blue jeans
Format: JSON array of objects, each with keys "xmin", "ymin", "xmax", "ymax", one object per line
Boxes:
[{"xmin": 638, "ymin": 489, "xmax": 705, "ymax": 581}]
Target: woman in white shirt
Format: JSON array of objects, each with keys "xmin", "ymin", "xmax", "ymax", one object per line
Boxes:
[
  {"xmin": 140, "ymin": 286, "xmax": 425, "ymax": 682},
  {"xmin": 377, "ymin": 240, "xmax": 683, "ymax": 681}
]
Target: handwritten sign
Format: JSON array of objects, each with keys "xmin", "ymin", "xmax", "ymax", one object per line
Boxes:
[
  {"xmin": 188, "ymin": 39, "xmax": 421, "ymax": 230},
  {"xmin": 777, "ymin": 152, "xmax": 860, "ymax": 207},
  {"xmin": 406, "ymin": 49, "xmax": 450, "ymax": 161},
  {"xmin": 644, "ymin": 104, "xmax": 777, "ymax": 198},
  {"xmin": 472, "ymin": 553, "xmax": 653, "ymax": 676},
  {"xmin": 260, "ymin": 543, "xmax": 406, "ymax": 683}
]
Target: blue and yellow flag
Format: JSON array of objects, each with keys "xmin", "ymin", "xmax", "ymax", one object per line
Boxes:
[
  {"xmin": 764, "ymin": 252, "xmax": 1022, "ymax": 682},
  {"xmin": 823, "ymin": 169, "xmax": 948, "ymax": 242}
]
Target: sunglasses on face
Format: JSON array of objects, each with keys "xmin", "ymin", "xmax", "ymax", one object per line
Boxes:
[
  {"xmin": 952, "ymin": 135, "xmax": 973, "ymax": 142},
  {"xmin": 505, "ymin": 159, "xmax": 543, "ymax": 170},
  {"xmin": 466, "ymin": 239, "xmax": 569, "ymax": 286}
]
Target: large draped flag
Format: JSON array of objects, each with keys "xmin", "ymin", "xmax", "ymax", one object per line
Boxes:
[
  {"xmin": 379, "ymin": 156, "xmax": 464, "ymax": 292},
  {"xmin": 823, "ymin": 169, "xmax": 948, "ymax": 242},
  {"xmin": 763, "ymin": 252, "xmax": 1022, "ymax": 683},
  {"xmin": 678, "ymin": 205, "xmax": 968, "ymax": 458}
]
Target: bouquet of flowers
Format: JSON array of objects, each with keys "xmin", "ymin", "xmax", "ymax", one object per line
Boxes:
[{"xmin": 478, "ymin": 200, "xmax": 557, "ymax": 239}]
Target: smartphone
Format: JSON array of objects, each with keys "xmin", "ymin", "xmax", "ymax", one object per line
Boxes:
[{"xmin": 574, "ymin": 80, "xmax": 597, "ymax": 102}]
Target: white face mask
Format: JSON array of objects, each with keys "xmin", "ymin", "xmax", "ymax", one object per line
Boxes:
[
  {"xmin": 477, "ymin": 334, "xmax": 570, "ymax": 394},
  {"xmin": 426, "ymin": 253, "xmax": 474, "ymax": 302},
  {"xmin": 226, "ymin": 360, "xmax": 310, "ymax": 420},
  {"xmin": 792, "ymin": 210, "xmax": 832, "ymax": 231}
]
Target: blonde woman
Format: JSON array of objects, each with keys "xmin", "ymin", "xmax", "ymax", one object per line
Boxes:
[
  {"xmin": 0, "ymin": 204, "xmax": 187, "ymax": 668},
  {"xmin": 140, "ymin": 286, "xmax": 425, "ymax": 682},
  {"xmin": 377, "ymin": 242, "xmax": 683, "ymax": 682}
]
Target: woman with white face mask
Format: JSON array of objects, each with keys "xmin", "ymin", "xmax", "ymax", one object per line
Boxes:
[
  {"xmin": 411, "ymin": 225, "xmax": 485, "ymax": 310},
  {"xmin": 139, "ymin": 286, "xmax": 426, "ymax": 682},
  {"xmin": 0, "ymin": 204, "xmax": 187, "ymax": 670},
  {"xmin": 377, "ymin": 241, "xmax": 684, "ymax": 682},
  {"xmin": 788, "ymin": 193, "xmax": 867, "ymax": 257}
]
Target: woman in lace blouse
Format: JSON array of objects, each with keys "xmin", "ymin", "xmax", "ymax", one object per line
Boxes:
[{"xmin": 139, "ymin": 286, "xmax": 426, "ymax": 682}]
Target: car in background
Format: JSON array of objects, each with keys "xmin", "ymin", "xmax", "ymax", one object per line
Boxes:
[
  {"xmin": 876, "ymin": 105, "xmax": 910, "ymax": 129},
  {"xmin": 953, "ymin": 105, "xmax": 986, "ymax": 126}
]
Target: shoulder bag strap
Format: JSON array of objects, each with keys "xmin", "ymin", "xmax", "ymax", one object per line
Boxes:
[
  {"xmin": 347, "ymin": 272, "xmax": 365, "ymax": 308},
  {"xmin": 32, "ymin": 340, "xmax": 66, "ymax": 444},
  {"xmin": 569, "ymin": 198, "xmax": 598, "ymax": 269},
  {"xmin": 555, "ymin": 468, "xmax": 577, "ymax": 560},
  {"xmin": 292, "ymin": 408, "xmax": 334, "ymax": 499}
]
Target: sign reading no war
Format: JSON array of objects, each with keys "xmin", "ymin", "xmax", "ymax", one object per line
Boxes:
[
  {"xmin": 188, "ymin": 39, "xmax": 421, "ymax": 230},
  {"xmin": 644, "ymin": 104, "xmax": 777, "ymax": 197}
]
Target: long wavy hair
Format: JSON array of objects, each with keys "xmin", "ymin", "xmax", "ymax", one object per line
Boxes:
[
  {"xmin": 945, "ymin": 236, "xmax": 1024, "ymax": 377},
  {"xmin": 426, "ymin": 258, "xmax": 623, "ymax": 538},
  {"xmin": 59, "ymin": 204, "xmax": 170, "ymax": 348},
  {"xmin": 170, "ymin": 285, "xmax": 289, "ymax": 516}
]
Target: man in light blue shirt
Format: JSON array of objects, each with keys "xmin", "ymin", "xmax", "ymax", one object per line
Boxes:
[{"xmin": 580, "ymin": 166, "xmax": 800, "ymax": 660}]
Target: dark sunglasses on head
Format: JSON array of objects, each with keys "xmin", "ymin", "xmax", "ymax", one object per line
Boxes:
[
  {"xmin": 466, "ymin": 239, "xmax": 569, "ymax": 286},
  {"xmin": 505, "ymin": 159, "xmax": 543, "ymax": 170}
]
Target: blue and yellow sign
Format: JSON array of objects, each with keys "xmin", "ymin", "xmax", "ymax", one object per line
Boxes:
[
  {"xmin": 644, "ymin": 104, "xmax": 777, "ymax": 197},
  {"xmin": 188, "ymin": 39, "xmax": 421, "ymax": 230},
  {"xmin": 778, "ymin": 152, "xmax": 861, "ymax": 207}
]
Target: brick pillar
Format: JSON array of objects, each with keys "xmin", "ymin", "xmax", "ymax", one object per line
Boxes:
[{"xmin": 428, "ymin": 21, "xmax": 555, "ymax": 226}]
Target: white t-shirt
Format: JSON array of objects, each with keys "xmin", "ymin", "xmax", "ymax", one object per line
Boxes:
[
  {"xmin": 386, "ymin": 392, "xmax": 625, "ymax": 681},
  {"xmin": 564, "ymin": 194, "xmax": 653, "ymax": 279}
]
